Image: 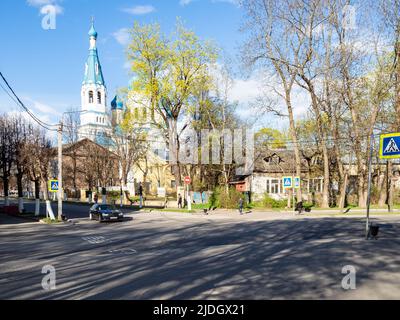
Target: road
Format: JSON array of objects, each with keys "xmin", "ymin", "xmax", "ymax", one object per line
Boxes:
[
  {"xmin": 2, "ymin": 203, "xmax": 400, "ymax": 300},
  {"xmin": 2, "ymin": 198, "xmax": 139, "ymax": 219}
]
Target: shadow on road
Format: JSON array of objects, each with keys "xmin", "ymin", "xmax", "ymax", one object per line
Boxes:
[{"xmin": 1, "ymin": 216, "xmax": 399, "ymax": 300}]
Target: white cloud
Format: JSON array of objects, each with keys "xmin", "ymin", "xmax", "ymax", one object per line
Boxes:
[
  {"xmin": 180, "ymin": 0, "xmax": 194, "ymax": 6},
  {"xmin": 121, "ymin": 5, "xmax": 155, "ymax": 15},
  {"xmin": 27, "ymin": 0, "xmax": 64, "ymax": 15},
  {"xmin": 180, "ymin": 0, "xmax": 239, "ymax": 6},
  {"xmin": 112, "ymin": 28, "xmax": 130, "ymax": 46},
  {"xmin": 23, "ymin": 97, "xmax": 61, "ymax": 117}
]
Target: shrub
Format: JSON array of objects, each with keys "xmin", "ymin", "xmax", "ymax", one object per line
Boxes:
[
  {"xmin": 209, "ymin": 186, "xmax": 245, "ymax": 209},
  {"xmin": 107, "ymin": 191, "xmax": 121, "ymax": 202},
  {"xmin": 261, "ymin": 193, "xmax": 287, "ymax": 209}
]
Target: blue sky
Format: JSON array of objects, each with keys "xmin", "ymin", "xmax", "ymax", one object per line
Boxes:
[{"xmin": 0, "ymin": 0, "xmax": 253, "ymax": 126}]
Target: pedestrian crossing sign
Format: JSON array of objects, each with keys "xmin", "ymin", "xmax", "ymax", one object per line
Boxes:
[
  {"xmin": 294, "ymin": 177, "xmax": 301, "ymax": 189},
  {"xmin": 48, "ymin": 180, "xmax": 59, "ymax": 193},
  {"xmin": 282, "ymin": 176, "xmax": 293, "ymax": 189},
  {"xmin": 380, "ymin": 133, "xmax": 400, "ymax": 159}
]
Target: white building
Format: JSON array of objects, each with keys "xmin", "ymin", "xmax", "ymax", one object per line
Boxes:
[{"xmin": 78, "ymin": 22, "xmax": 112, "ymax": 145}]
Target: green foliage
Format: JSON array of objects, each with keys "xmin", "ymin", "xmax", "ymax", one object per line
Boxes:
[
  {"xmin": 260, "ymin": 193, "xmax": 287, "ymax": 209},
  {"xmin": 255, "ymin": 128, "xmax": 287, "ymax": 149},
  {"xmin": 125, "ymin": 19, "xmax": 218, "ymax": 130},
  {"xmin": 107, "ymin": 191, "xmax": 121, "ymax": 201},
  {"xmin": 209, "ymin": 186, "xmax": 245, "ymax": 209}
]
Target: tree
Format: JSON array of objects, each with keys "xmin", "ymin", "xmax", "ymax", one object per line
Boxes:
[
  {"xmin": 241, "ymin": 0, "xmax": 306, "ymax": 204},
  {"xmin": 125, "ymin": 20, "xmax": 218, "ymax": 189},
  {"xmin": 0, "ymin": 114, "xmax": 16, "ymax": 207},
  {"xmin": 63, "ymin": 107, "xmax": 80, "ymax": 197}
]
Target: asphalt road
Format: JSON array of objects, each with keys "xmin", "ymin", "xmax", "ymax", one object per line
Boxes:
[
  {"xmin": 1, "ymin": 206, "xmax": 400, "ymax": 299},
  {"xmin": 4, "ymin": 199, "xmax": 139, "ymax": 219}
]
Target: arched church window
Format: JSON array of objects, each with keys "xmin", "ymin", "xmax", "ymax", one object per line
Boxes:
[
  {"xmin": 89, "ymin": 91, "xmax": 94, "ymax": 104},
  {"xmin": 97, "ymin": 91, "xmax": 101, "ymax": 104}
]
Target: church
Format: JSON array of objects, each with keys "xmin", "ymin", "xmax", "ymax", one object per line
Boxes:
[
  {"xmin": 77, "ymin": 21, "xmax": 124, "ymax": 145},
  {"xmin": 72, "ymin": 21, "xmax": 175, "ymax": 198}
]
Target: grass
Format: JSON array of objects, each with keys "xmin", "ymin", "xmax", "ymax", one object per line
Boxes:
[
  {"xmin": 40, "ymin": 217, "xmax": 64, "ymax": 224},
  {"xmin": 159, "ymin": 208, "xmax": 197, "ymax": 213}
]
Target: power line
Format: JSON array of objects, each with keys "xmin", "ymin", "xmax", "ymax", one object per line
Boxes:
[{"xmin": 0, "ymin": 71, "xmax": 57, "ymax": 132}]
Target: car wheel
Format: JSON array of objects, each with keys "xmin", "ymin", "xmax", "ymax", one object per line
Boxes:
[{"xmin": 98, "ymin": 214, "xmax": 103, "ymax": 223}]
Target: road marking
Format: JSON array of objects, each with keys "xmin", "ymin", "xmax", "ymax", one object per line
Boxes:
[
  {"xmin": 82, "ymin": 236, "xmax": 107, "ymax": 244},
  {"xmin": 107, "ymin": 248, "xmax": 137, "ymax": 255}
]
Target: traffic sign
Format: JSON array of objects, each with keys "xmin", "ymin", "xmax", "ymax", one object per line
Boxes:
[
  {"xmin": 282, "ymin": 176, "xmax": 293, "ymax": 189},
  {"xmin": 184, "ymin": 176, "xmax": 191, "ymax": 185},
  {"xmin": 48, "ymin": 180, "xmax": 59, "ymax": 193},
  {"xmin": 380, "ymin": 133, "xmax": 400, "ymax": 159},
  {"xmin": 294, "ymin": 177, "xmax": 301, "ymax": 189}
]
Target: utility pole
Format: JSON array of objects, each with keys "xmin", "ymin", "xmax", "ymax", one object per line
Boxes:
[{"xmin": 58, "ymin": 121, "xmax": 63, "ymax": 221}]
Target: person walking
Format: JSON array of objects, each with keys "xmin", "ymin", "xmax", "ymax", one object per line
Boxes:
[
  {"xmin": 138, "ymin": 182, "xmax": 143, "ymax": 209},
  {"xmin": 238, "ymin": 197, "xmax": 244, "ymax": 215},
  {"xmin": 178, "ymin": 194, "xmax": 183, "ymax": 208},
  {"xmin": 94, "ymin": 193, "xmax": 98, "ymax": 204}
]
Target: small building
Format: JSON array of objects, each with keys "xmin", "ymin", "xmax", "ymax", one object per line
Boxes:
[{"xmin": 231, "ymin": 149, "xmax": 324, "ymax": 201}]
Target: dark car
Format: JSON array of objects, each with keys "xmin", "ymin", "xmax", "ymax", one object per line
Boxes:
[{"xmin": 89, "ymin": 204, "xmax": 124, "ymax": 222}]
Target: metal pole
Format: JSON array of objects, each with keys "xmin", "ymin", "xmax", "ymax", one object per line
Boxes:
[
  {"xmin": 58, "ymin": 121, "xmax": 63, "ymax": 221},
  {"xmin": 365, "ymin": 133, "xmax": 374, "ymax": 240},
  {"xmin": 187, "ymin": 183, "xmax": 191, "ymax": 211}
]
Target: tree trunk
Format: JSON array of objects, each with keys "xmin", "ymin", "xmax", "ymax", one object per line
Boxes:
[
  {"xmin": 17, "ymin": 172, "xmax": 24, "ymax": 213},
  {"xmin": 34, "ymin": 179, "xmax": 40, "ymax": 216},
  {"xmin": 42, "ymin": 179, "xmax": 55, "ymax": 219},
  {"xmin": 338, "ymin": 172, "xmax": 348, "ymax": 212},
  {"xmin": 306, "ymin": 82, "xmax": 330, "ymax": 208},
  {"xmin": 378, "ymin": 165, "xmax": 388, "ymax": 207},
  {"xmin": 286, "ymin": 91, "xmax": 303, "ymax": 203},
  {"xmin": 3, "ymin": 177, "xmax": 9, "ymax": 206}
]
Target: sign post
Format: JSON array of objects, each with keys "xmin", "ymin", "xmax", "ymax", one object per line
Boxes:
[
  {"xmin": 294, "ymin": 177, "xmax": 301, "ymax": 213},
  {"xmin": 375, "ymin": 132, "xmax": 400, "ymax": 239},
  {"xmin": 184, "ymin": 176, "xmax": 191, "ymax": 211},
  {"xmin": 282, "ymin": 176, "xmax": 293, "ymax": 210}
]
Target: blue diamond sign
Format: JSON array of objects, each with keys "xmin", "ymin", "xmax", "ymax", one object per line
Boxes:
[
  {"xmin": 282, "ymin": 176, "xmax": 293, "ymax": 189},
  {"xmin": 380, "ymin": 133, "xmax": 400, "ymax": 159},
  {"xmin": 294, "ymin": 177, "xmax": 301, "ymax": 189},
  {"xmin": 48, "ymin": 180, "xmax": 59, "ymax": 193}
]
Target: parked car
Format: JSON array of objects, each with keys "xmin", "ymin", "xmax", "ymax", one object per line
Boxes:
[{"xmin": 89, "ymin": 204, "xmax": 124, "ymax": 222}]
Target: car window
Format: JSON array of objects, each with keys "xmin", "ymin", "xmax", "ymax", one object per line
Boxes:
[
  {"xmin": 91, "ymin": 204, "xmax": 99, "ymax": 210},
  {"xmin": 99, "ymin": 205, "xmax": 110, "ymax": 210}
]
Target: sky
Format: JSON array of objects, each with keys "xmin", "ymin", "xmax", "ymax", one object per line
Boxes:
[{"xmin": 0, "ymin": 0, "xmax": 306, "ymax": 132}]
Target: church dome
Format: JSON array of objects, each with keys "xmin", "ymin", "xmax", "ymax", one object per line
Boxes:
[
  {"xmin": 111, "ymin": 95, "xmax": 124, "ymax": 110},
  {"xmin": 88, "ymin": 24, "xmax": 98, "ymax": 39}
]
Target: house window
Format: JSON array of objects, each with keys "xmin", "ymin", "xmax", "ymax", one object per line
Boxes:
[
  {"xmin": 270, "ymin": 179, "xmax": 280, "ymax": 194},
  {"xmin": 89, "ymin": 91, "xmax": 94, "ymax": 104},
  {"xmin": 97, "ymin": 92, "xmax": 101, "ymax": 104}
]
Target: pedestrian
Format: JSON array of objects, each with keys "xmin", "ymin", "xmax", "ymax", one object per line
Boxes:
[
  {"xmin": 178, "ymin": 194, "xmax": 183, "ymax": 208},
  {"xmin": 238, "ymin": 198, "xmax": 244, "ymax": 215},
  {"xmin": 94, "ymin": 193, "xmax": 98, "ymax": 204},
  {"xmin": 138, "ymin": 182, "xmax": 143, "ymax": 209}
]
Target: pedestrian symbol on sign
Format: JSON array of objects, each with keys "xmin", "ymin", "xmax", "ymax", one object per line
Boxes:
[
  {"xmin": 384, "ymin": 138, "xmax": 399, "ymax": 153},
  {"xmin": 48, "ymin": 180, "xmax": 59, "ymax": 193},
  {"xmin": 380, "ymin": 133, "xmax": 400, "ymax": 159},
  {"xmin": 282, "ymin": 176, "xmax": 293, "ymax": 189}
]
